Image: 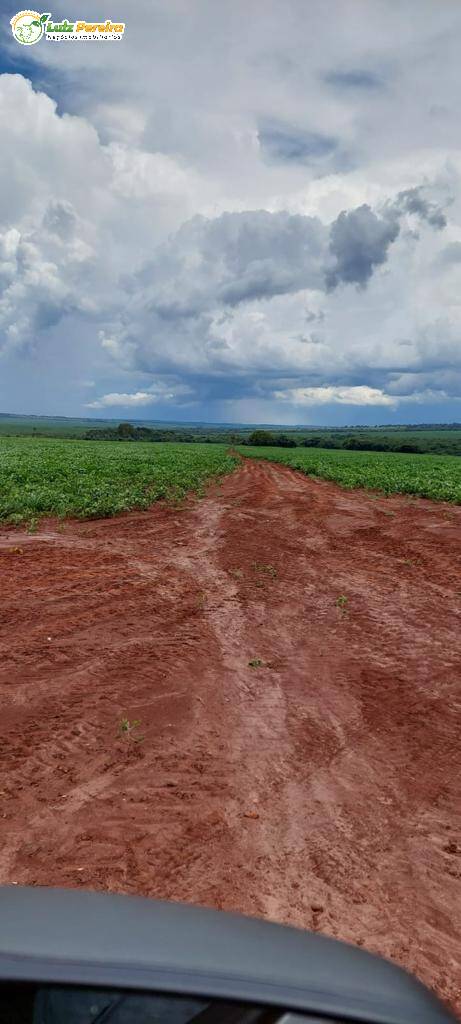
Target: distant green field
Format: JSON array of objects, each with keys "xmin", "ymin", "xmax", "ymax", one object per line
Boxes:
[
  {"xmin": 0, "ymin": 416, "xmax": 107, "ymax": 437},
  {"xmin": 239, "ymin": 446, "xmax": 461, "ymax": 503},
  {"xmin": 0, "ymin": 438, "xmax": 238, "ymax": 523}
]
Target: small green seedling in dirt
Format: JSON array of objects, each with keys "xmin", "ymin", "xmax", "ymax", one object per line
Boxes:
[
  {"xmin": 336, "ymin": 595, "xmax": 348, "ymax": 611},
  {"xmin": 253, "ymin": 562, "xmax": 278, "ymax": 579},
  {"xmin": 119, "ymin": 717, "xmax": 143, "ymax": 742},
  {"xmin": 27, "ymin": 518, "xmax": 38, "ymax": 535},
  {"xmin": 248, "ymin": 658, "xmax": 264, "ymax": 668},
  {"xmin": 229, "ymin": 568, "xmax": 244, "ymax": 579},
  {"xmin": 382, "ymin": 509, "xmax": 396, "ymax": 517}
]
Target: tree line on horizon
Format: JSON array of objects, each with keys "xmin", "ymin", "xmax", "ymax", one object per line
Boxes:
[{"xmin": 77, "ymin": 421, "xmax": 461, "ymax": 456}]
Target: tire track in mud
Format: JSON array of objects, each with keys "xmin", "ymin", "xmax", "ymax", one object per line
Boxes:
[
  {"xmin": 0, "ymin": 459, "xmax": 460, "ymax": 1014},
  {"xmin": 169, "ymin": 492, "xmax": 302, "ymax": 920}
]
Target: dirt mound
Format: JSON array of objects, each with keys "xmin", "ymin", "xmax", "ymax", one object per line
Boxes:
[{"xmin": 1, "ymin": 460, "xmax": 460, "ymax": 1013}]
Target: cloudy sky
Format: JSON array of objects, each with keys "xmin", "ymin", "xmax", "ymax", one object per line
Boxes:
[{"xmin": 1, "ymin": 1, "xmax": 461, "ymax": 425}]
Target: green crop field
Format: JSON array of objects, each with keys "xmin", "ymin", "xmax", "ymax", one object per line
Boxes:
[
  {"xmin": 2, "ymin": 436, "xmax": 460, "ymax": 526},
  {"xmin": 238, "ymin": 445, "xmax": 461, "ymax": 503},
  {"xmin": 0, "ymin": 438, "xmax": 238, "ymax": 524}
]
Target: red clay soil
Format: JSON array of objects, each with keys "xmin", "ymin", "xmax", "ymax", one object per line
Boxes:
[{"xmin": 1, "ymin": 459, "xmax": 460, "ymax": 1013}]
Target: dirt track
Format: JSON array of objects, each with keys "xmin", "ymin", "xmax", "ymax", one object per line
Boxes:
[{"xmin": 1, "ymin": 458, "xmax": 460, "ymax": 1012}]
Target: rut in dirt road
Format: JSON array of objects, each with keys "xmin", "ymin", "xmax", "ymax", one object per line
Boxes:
[{"xmin": 1, "ymin": 459, "xmax": 460, "ymax": 1014}]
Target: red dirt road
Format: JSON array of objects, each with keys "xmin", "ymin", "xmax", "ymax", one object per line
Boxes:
[{"xmin": 1, "ymin": 459, "xmax": 460, "ymax": 1012}]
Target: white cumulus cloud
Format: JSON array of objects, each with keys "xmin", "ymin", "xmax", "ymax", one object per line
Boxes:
[{"xmin": 274, "ymin": 385, "xmax": 397, "ymax": 406}]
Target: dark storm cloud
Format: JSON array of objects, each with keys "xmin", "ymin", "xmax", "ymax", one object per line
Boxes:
[
  {"xmin": 153, "ymin": 300, "xmax": 202, "ymax": 321},
  {"xmin": 219, "ymin": 267, "xmax": 297, "ymax": 305},
  {"xmin": 326, "ymin": 204, "xmax": 400, "ymax": 289},
  {"xmin": 323, "ymin": 69, "xmax": 384, "ymax": 90},
  {"xmin": 392, "ymin": 187, "xmax": 447, "ymax": 229},
  {"xmin": 144, "ymin": 209, "xmax": 328, "ymax": 317},
  {"xmin": 127, "ymin": 189, "xmax": 449, "ymax": 341},
  {"xmin": 257, "ymin": 118, "xmax": 338, "ymax": 164}
]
